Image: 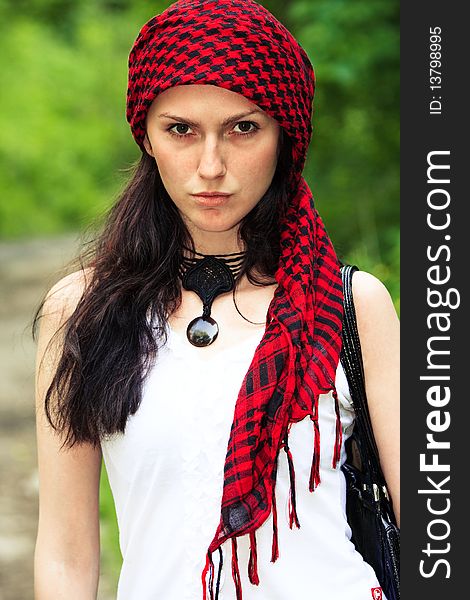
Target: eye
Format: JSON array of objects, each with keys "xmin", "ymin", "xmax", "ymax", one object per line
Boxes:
[
  {"xmin": 233, "ymin": 121, "xmax": 259, "ymax": 137},
  {"xmin": 166, "ymin": 120, "xmax": 260, "ymax": 139},
  {"xmin": 167, "ymin": 123, "xmax": 193, "ymax": 138}
]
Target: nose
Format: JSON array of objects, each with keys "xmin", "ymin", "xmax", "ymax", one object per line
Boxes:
[{"xmin": 197, "ymin": 138, "xmax": 227, "ymax": 179}]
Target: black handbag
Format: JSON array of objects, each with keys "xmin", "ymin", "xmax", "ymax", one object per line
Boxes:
[{"xmin": 340, "ymin": 264, "xmax": 400, "ymax": 600}]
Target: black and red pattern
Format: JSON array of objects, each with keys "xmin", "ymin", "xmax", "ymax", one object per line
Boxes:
[{"xmin": 126, "ymin": 1, "xmax": 344, "ymax": 598}]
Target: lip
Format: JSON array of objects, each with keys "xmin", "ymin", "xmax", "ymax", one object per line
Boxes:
[
  {"xmin": 191, "ymin": 193, "xmax": 232, "ymax": 207},
  {"xmin": 193, "ymin": 192, "xmax": 232, "ymax": 197}
]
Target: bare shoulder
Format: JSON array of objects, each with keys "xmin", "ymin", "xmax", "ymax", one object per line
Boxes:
[
  {"xmin": 351, "ymin": 269, "xmax": 397, "ymax": 317},
  {"xmin": 350, "ymin": 269, "xmax": 399, "ymax": 354},
  {"xmin": 37, "ymin": 268, "xmax": 95, "ymax": 354},
  {"xmin": 36, "ymin": 268, "xmax": 95, "ymax": 399},
  {"xmin": 42, "ymin": 267, "xmax": 94, "ymax": 325},
  {"xmin": 351, "ymin": 270, "xmax": 394, "ymax": 308}
]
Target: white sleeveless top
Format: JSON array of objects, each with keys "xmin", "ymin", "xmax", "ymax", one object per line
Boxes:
[{"xmin": 101, "ymin": 324, "xmax": 386, "ymax": 600}]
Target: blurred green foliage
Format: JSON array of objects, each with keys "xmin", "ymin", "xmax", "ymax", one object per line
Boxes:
[
  {"xmin": 1, "ymin": 0, "xmax": 398, "ymax": 586},
  {"xmin": 0, "ymin": 0, "xmax": 163, "ymax": 238}
]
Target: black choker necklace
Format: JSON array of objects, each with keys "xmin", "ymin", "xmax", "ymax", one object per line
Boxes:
[{"xmin": 179, "ymin": 247, "xmax": 246, "ymax": 347}]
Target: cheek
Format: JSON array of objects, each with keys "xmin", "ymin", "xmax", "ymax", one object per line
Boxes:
[
  {"xmin": 238, "ymin": 142, "xmax": 278, "ymax": 184},
  {"xmin": 255, "ymin": 133, "xmax": 279, "ymax": 170},
  {"xmin": 152, "ymin": 141, "xmax": 173, "ymax": 169},
  {"xmin": 153, "ymin": 144, "xmax": 191, "ymax": 186}
]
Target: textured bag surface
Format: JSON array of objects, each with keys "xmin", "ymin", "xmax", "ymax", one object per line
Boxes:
[{"xmin": 340, "ymin": 264, "xmax": 400, "ymax": 600}]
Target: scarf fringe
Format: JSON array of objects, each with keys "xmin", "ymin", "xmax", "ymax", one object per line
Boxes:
[
  {"xmin": 214, "ymin": 547, "xmax": 223, "ymax": 600},
  {"xmin": 231, "ymin": 537, "xmax": 243, "ymax": 600},
  {"xmin": 202, "ymin": 546, "xmax": 224, "ymax": 600},
  {"xmin": 283, "ymin": 435, "xmax": 300, "ymax": 529},
  {"xmin": 248, "ymin": 531, "xmax": 260, "ymax": 585},
  {"xmin": 271, "ymin": 485, "xmax": 279, "ymax": 562},
  {"xmin": 203, "ymin": 387, "xmax": 343, "ymax": 600},
  {"xmin": 202, "ymin": 550, "xmax": 214, "ymax": 600},
  {"xmin": 309, "ymin": 417, "xmax": 321, "ymax": 491},
  {"xmin": 332, "ymin": 388, "xmax": 343, "ymax": 469}
]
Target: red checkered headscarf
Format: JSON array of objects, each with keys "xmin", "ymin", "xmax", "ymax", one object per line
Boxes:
[{"xmin": 127, "ymin": 1, "xmax": 344, "ymax": 598}]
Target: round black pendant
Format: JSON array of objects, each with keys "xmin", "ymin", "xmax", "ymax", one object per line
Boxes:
[{"xmin": 186, "ymin": 315, "xmax": 219, "ymax": 347}]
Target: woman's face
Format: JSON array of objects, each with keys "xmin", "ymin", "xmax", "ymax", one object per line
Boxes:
[{"xmin": 144, "ymin": 84, "xmax": 281, "ymax": 249}]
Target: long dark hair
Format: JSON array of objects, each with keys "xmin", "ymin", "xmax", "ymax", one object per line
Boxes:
[{"xmin": 34, "ymin": 132, "xmax": 293, "ymax": 448}]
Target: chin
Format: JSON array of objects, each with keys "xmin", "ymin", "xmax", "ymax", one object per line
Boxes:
[
  {"xmin": 197, "ymin": 223, "xmax": 240, "ymax": 234},
  {"xmin": 189, "ymin": 215, "xmax": 243, "ymax": 234}
]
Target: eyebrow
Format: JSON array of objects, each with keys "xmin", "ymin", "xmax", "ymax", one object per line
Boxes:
[{"xmin": 158, "ymin": 109, "xmax": 265, "ymax": 127}]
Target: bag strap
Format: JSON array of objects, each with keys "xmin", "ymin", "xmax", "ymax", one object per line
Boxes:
[{"xmin": 340, "ymin": 264, "xmax": 386, "ymax": 487}]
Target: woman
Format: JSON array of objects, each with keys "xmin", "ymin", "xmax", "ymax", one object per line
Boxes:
[{"xmin": 34, "ymin": 1, "xmax": 399, "ymax": 599}]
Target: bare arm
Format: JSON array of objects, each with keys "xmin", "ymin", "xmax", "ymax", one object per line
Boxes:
[
  {"xmin": 34, "ymin": 271, "xmax": 102, "ymax": 599},
  {"xmin": 352, "ymin": 270, "xmax": 400, "ymax": 527}
]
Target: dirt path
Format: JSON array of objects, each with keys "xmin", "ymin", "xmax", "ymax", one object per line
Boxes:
[{"xmin": 0, "ymin": 235, "xmax": 115, "ymax": 600}]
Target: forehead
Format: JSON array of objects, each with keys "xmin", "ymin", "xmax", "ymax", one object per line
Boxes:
[{"xmin": 148, "ymin": 84, "xmax": 268, "ymax": 117}]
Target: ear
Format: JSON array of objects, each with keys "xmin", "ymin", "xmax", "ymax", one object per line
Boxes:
[{"xmin": 143, "ymin": 134, "xmax": 154, "ymax": 157}]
